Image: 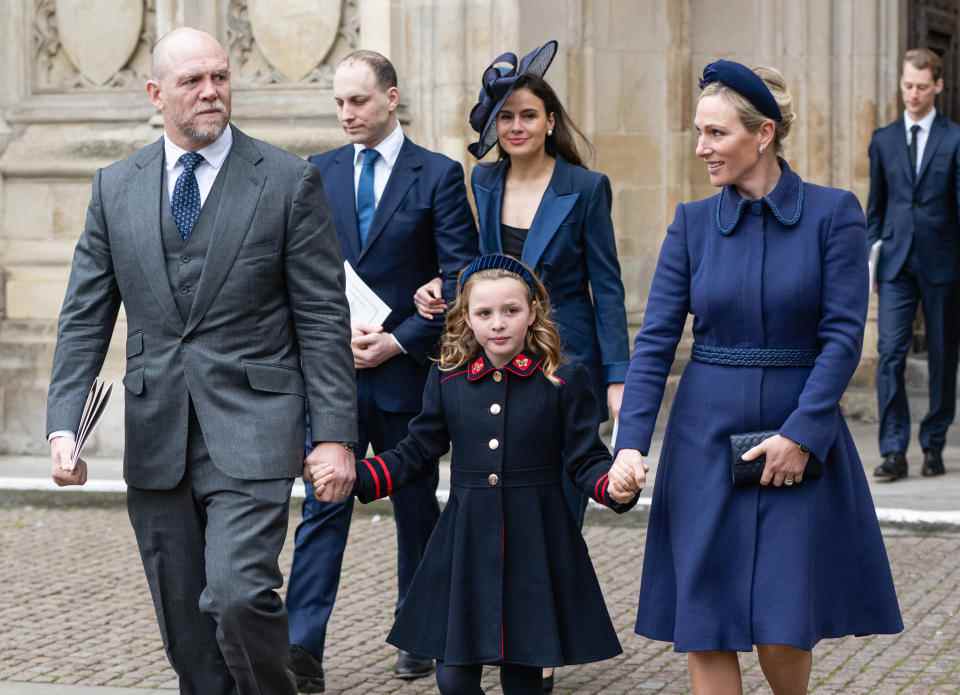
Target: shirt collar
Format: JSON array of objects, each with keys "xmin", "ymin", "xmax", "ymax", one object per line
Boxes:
[
  {"xmin": 715, "ymin": 157, "xmax": 804, "ymax": 236},
  {"xmin": 466, "ymin": 352, "xmax": 542, "ymax": 381},
  {"xmin": 905, "ymin": 108, "xmax": 936, "ymax": 133},
  {"xmin": 353, "ymin": 122, "xmax": 404, "ymax": 169},
  {"xmin": 164, "ymin": 124, "xmax": 233, "ymax": 173}
]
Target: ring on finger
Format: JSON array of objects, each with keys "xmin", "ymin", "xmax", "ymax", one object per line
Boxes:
[{"xmin": 784, "ymin": 477, "xmax": 794, "ymax": 486}]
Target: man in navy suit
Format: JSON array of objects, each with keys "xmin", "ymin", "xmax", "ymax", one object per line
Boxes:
[
  {"xmin": 868, "ymin": 47, "xmax": 960, "ymax": 482},
  {"xmin": 285, "ymin": 50, "xmax": 478, "ymax": 691}
]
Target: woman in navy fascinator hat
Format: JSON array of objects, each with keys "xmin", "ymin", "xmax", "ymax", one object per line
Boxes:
[{"xmin": 614, "ymin": 59, "xmax": 902, "ymax": 693}]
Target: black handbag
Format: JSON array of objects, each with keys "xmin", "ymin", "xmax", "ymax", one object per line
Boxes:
[{"xmin": 730, "ymin": 431, "xmax": 822, "ymax": 487}]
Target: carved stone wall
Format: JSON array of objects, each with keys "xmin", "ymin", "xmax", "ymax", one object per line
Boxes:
[{"xmin": 0, "ymin": 0, "xmax": 910, "ymax": 456}]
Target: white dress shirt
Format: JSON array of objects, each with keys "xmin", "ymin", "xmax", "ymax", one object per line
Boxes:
[
  {"xmin": 904, "ymin": 108, "xmax": 937, "ymax": 176},
  {"xmin": 164, "ymin": 124, "xmax": 234, "ymax": 204},
  {"xmin": 353, "ymin": 122, "xmax": 405, "ymax": 208},
  {"xmin": 351, "ymin": 122, "xmax": 407, "ymax": 352},
  {"xmin": 48, "ymin": 126, "xmax": 236, "ymax": 443}
]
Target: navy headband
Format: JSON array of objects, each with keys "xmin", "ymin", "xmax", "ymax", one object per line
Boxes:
[
  {"xmin": 699, "ymin": 60, "xmax": 782, "ymax": 122},
  {"xmin": 458, "ymin": 254, "xmax": 538, "ymax": 292}
]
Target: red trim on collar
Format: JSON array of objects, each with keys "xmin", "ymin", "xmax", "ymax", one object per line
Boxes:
[{"xmin": 466, "ymin": 353, "xmax": 543, "ymax": 382}]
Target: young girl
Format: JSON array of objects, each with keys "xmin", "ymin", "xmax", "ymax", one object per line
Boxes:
[{"xmin": 331, "ymin": 254, "xmax": 644, "ymax": 694}]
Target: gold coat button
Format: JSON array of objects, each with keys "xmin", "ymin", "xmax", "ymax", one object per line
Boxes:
[
  {"xmin": 493, "ymin": 370, "xmax": 503, "ymax": 382},
  {"xmin": 489, "ymin": 403, "xmax": 502, "ymax": 415},
  {"xmin": 488, "ymin": 438, "xmax": 500, "ymax": 450},
  {"xmin": 488, "ymin": 473, "xmax": 499, "ymax": 487}
]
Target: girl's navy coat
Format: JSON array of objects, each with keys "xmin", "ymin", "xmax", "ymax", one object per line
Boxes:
[
  {"xmin": 472, "ymin": 157, "xmax": 630, "ymax": 415},
  {"xmin": 353, "ymin": 354, "xmax": 635, "ymax": 666},
  {"xmin": 617, "ymin": 161, "xmax": 903, "ymax": 651}
]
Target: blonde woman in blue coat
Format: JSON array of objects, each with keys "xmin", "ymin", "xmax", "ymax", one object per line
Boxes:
[{"xmin": 613, "ymin": 61, "xmax": 903, "ymax": 694}]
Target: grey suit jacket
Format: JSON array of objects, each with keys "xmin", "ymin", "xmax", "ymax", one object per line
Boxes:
[{"xmin": 46, "ymin": 127, "xmax": 357, "ymax": 489}]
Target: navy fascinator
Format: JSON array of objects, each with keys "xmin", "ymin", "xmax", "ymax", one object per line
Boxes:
[
  {"xmin": 467, "ymin": 40, "xmax": 558, "ymax": 159},
  {"xmin": 699, "ymin": 59, "xmax": 782, "ymax": 122}
]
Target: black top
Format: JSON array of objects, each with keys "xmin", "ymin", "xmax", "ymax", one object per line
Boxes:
[{"xmin": 500, "ymin": 223, "xmax": 528, "ymax": 260}]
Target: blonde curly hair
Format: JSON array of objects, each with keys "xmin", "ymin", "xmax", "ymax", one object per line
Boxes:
[{"xmin": 439, "ymin": 267, "xmax": 564, "ymax": 384}]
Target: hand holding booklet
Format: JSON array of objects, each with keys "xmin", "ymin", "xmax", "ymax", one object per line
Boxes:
[
  {"xmin": 343, "ymin": 260, "xmax": 391, "ymax": 327},
  {"xmin": 69, "ymin": 377, "xmax": 113, "ymax": 469}
]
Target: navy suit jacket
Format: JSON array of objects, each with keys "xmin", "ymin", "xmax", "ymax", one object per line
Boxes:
[
  {"xmin": 866, "ymin": 114, "xmax": 960, "ymax": 284},
  {"xmin": 310, "ymin": 137, "xmax": 478, "ymax": 412},
  {"xmin": 472, "ymin": 156, "xmax": 629, "ymax": 412}
]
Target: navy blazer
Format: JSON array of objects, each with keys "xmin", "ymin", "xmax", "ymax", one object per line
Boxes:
[
  {"xmin": 866, "ymin": 114, "xmax": 960, "ymax": 284},
  {"xmin": 310, "ymin": 137, "xmax": 478, "ymax": 412},
  {"xmin": 472, "ymin": 157, "xmax": 630, "ymax": 410}
]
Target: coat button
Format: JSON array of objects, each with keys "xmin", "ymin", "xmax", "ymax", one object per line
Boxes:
[
  {"xmin": 493, "ymin": 370, "xmax": 503, "ymax": 382},
  {"xmin": 488, "ymin": 438, "xmax": 499, "ymax": 450},
  {"xmin": 489, "ymin": 403, "xmax": 501, "ymax": 415},
  {"xmin": 488, "ymin": 473, "xmax": 499, "ymax": 487}
]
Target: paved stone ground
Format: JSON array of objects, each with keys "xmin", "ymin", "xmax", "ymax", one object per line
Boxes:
[{"xmin": 1, "ymin": 491, "xmax": 958, "ymax": 694}]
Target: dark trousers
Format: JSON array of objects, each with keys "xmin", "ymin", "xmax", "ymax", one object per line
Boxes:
[
  {"xmin": 877, "ymin": 251, "xmax": 959, "ymax": 456},
  {"xmin": 436, "ymin": 662, "xmax": 541, "ymax": 695},
  {"xmin": 126, "ymin": 405, "xmax": 295, "ymax": 695},
  {"xmin": 286, "ymin": 375, "xmax": 441, "ymax": 662}
]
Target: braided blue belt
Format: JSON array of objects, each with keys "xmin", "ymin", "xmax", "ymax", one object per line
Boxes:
[{"xmin": 691, "ymin": 344, "xmax": 818, "ymax": 367}]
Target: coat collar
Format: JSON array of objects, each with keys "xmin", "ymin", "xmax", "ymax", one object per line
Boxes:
[
  {"xmin": 466, "ymin": 351, "xmax": 542, "ymax": 381},
  {"xmin": 715, "ymin": 158, "xmax": 804, "ymax": 235},
  {"xmin": 473, "ymin": 156, "xmax": 581, "ymax": 267}
]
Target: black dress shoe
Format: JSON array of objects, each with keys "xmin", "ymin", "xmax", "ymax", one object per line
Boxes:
[
  {"xmin": 873, "ymin": 452, "xmax": 908, "ymax": 481},
  {"xmin": 922, "ymin": 449, "xmax": 946, "ymax": 477},
  {"xmin": 288, "ymin": 644, "xmax": 325, "ymax": 693},
  {"xmin": 394, "ymin": 649, "xmax": 435, "ymax": 680}
]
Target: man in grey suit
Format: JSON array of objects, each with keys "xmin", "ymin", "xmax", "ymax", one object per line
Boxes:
[{"xmin": 46, "ymin": 28, "xmax": 357, "ymax": 695}]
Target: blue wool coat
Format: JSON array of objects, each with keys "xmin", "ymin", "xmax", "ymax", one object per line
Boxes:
[
  {"xmin": 472, "ymin": 157, "xmax": 630, "ymax": 416},
  {"xmin": 353, "ymin": 354, "xmax": 636, "ymax": 666},
  {"xmin": 617, "ymin": 161, "xmax": 904, "ymax": 651}
]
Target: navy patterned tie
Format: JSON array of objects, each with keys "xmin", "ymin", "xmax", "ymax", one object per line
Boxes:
[
  {"xmin": 172, "ymin": 152, "xmax": 205, "ymax": 240},
  {"xmin": 356, "ymin": 148, "xmax": 380, "ymax": 247}
]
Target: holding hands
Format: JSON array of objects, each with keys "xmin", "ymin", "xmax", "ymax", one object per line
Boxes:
[
  {"xmin": 742, "ymin": 433, "xmax": 810, "ymax": 487},
  {"xmin": 608, "ymin": 449, "xmax": 649, "ymax": 503},
  {"xmin": 413, "ymin": 277, "xmax": 445, "ymax": 319},
  {"xmin": 305, "ymin": 442, "xmax": 356, "ymax": 502}
]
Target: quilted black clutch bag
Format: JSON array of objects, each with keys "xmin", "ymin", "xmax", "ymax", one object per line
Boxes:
[{"xmin": 730, "ymin": 431, "xmax": 822, "ymax": 487}]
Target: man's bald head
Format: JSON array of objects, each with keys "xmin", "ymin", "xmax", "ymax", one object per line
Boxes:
[
  {"xmin": 151, "ymin": 27, "xmax": 227, "ymax": 81},
  {"xmin": 146, "ymin": 27, "xmax": 232, "ymax": 150}
]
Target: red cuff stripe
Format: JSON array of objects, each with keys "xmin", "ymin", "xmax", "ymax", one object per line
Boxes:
[
  {"xmin": 601, "ymin": 476, "xmax": 611, "ymax": 503},
  {"xmin": 374, "ymin": 456, "xmax": 392, "ymax": 496},
  {"xmin": 594, "ymin": 473, "xmax": 608, "ymax": 503},
  {"xmin": 361, "ymin": 459, "xmax": 381, "ymax": 499}
]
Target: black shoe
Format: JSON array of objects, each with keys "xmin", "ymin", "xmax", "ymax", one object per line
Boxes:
[
  {"xmin": 394, "ymin": 649, "xmax": 435, "ymax": 680},
  {"xmin": 922, "ymin": 449, "xmax": 946, "ymax": 477},
  {"xmin": 288, "ymin": 645, "xmax": 325, "ymax": 693},
  {"xmin": 543, "ymin": 673, "xmax": 555, "ymax": 692},
  {"xmin": 873, "ymin": 453, "xmax": 908, "ymax": 481}
]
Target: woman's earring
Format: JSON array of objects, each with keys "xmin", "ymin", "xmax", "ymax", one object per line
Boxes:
[
  {"xmin": 758, "ymin": 144, "xmax": 766, "ymax": 154},
  {"xmin": 547, "ymin": 129, "xmax": 553, "ymax": 137}
]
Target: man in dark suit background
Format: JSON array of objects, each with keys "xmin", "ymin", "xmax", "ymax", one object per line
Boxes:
[
  {"xmin": 46, "ymin": 28, "xmax": 357, "ymax": 695},
  {"xmin": 285, "ymin": 51, "xmax": 477, "ymax": 691},
  {"xmin": 868, "ymin": 47, "xmax": 960, "ymax": 481}
]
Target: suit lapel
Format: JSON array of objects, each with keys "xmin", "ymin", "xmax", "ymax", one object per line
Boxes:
[
  {"xmin": 521, "ymin": 158, "xmax": 579, "ymax": 269},
  {"xmin": 358, "ymin": 139, "xmax": 420, "ymax": 262},
  {"xmin": 916, "ymin": 115, "xmax": 946, "ymax": 186},
  {"xmin": 474, "ymin": 162, "xmax": 506, "ymax": 254},
  {"xmin": 129, "ymin": 139, "xmax": 185, "ymax": 333},
  {"xmin": 184, "ymin": 128, "xmax": 266, "ymax": 336},
  {"xmin": 891, "ymin": 119, "xmax": 915, "ymax": 187},
  {"xmin": 327, "ymin": 147, "xmax": 361, "ymax": 263}
]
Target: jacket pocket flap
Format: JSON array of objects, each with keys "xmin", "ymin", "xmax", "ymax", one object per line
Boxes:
[
  {"xmin": 126, "ymin": 332, "xmax": 144, "ymax": 358},
  {"xmin": 123, "ymin": 367, "xmax": 144, "ymax": 395},
  {"xmin": 245, "ymin": 362, "xmax": 305, "ymax": 397}
]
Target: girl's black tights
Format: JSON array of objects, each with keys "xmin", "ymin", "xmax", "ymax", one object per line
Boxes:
[{"xmin": 436, "ymin": 662, "xmax": 542, "ymax": 694}]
